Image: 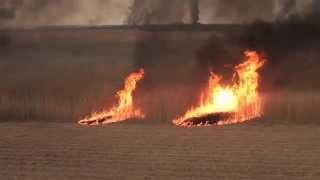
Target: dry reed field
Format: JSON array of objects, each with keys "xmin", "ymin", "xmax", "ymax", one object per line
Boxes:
[
  {"xmin": 1, "ymin": 27, "xmax": 319, "ymax": 124},
  {"xmin": 1, "ymin": 26, "xmax": 320, "ymax": 179}
]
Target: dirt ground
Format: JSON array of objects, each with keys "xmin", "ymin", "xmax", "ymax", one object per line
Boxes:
[{"xmin": 0, "ymin": 122, "xmax": 319, "ymax": 180}]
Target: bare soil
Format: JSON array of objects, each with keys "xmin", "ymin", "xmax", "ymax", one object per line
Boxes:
[{"xmin": 0, "ymin": 122, "xmax": 319, "ymax": 180}]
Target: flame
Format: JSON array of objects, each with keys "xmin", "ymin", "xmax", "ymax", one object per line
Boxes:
[
  {"xmin": 79, "ymin": 69, "xmax": 145, "ymax": 126},
  {"xmin": 173, "ymin": 51, "xmax": 265, "ymax": 127}
]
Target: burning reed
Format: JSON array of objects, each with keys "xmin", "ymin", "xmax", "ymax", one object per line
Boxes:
[
  {"xmin": 79, "ymin": 69, "xmax": 145, "ymax": 126},
  {"xmin": 173, "ymin": 51, "xmax": 265, "ymax": 127}
]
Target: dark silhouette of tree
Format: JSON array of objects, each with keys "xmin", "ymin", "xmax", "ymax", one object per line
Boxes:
[
  {"xmin": 127, "ymin": 0, "xmax": 151, "ymax": 25},
  {"xmin": 127, "ymin": 0, "xmax": 200, "ymax": 25},
  {"xmin": 191, "ymin": 0, "xmax": 199, "ymax": 24},
  {"xmin": 277, "ymin": 0, "xmax": 297, "ymax": 20}
]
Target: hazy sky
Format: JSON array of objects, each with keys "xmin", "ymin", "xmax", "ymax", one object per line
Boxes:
[
  {"xmin": 0, "ymin": 0, "xmax": 317, "ymax": 28},
  {"xmin": 1, "ymin": 0, "xmax": 133, "ymax": 27},
  {"xmin": 200, "ymin": 0, "xmax": 315, "ymax": 23}
]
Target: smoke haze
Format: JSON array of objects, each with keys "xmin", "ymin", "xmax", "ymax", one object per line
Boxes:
[
  {"xmin": 127, "ymin": 0, "xmax": 197, "ymax": 25},
  {"xmin": 0, "ymin": 0, "xmax": 318, "ymax": 27},
  {"xmin": 0, "ymin": 0, "xmax": 133, "ymax": 27}
]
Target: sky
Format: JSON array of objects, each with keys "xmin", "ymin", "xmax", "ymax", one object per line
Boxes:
[{"xmin": 0, "ymin": 0, "xmax": 317, "ymax": 28}]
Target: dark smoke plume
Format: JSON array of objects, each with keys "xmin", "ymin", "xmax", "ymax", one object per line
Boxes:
[{"xmin": 197, "ymin": 0, "xmax": 320, "ymax": 90}]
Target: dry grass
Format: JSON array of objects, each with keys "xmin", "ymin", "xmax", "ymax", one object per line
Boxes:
[
  {"xmin": 263, "ymin": 91, "xmax": 320, "ymax": 124},
  {"xmin": 1, "ymin": 54, "xmax": 319, "ymax": 124},
  {"xmin": 1, "ymin": 69, "xmax": 320, "ymax": 124},
  {"xmin": 0, "ymin": 28, "xmax": 319, "ymax": 124},
  {"xmin": 0, "ymin": 59, "xmax": 131, "ymax": 122}
]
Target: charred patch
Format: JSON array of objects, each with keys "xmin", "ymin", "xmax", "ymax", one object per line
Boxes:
[{"xmin": 184, "ymin": 112, "xmax": 236, "ymax": 126}]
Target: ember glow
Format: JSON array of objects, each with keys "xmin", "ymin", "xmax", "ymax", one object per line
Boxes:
[
  {"xmin": 79, "ymin": 69, "xmax": 145, "ymax": 126},
  {"xmin": 173, "ymin": 51, "xmax": 265, "ymax": 127}
]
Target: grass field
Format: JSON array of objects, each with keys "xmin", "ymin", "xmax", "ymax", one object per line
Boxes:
[
  {"xmin": 0, "ymin": 122, "xmax": 319, "ymax": 180},
  {"xmin": 1, "ymin": 27, "xmax": 320, "ymax": 124}
]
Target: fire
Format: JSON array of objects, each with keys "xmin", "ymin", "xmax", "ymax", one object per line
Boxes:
[
  {"xmin": 79, "ymin": 69, "xmax": 145, "ymax": 126},
  {"xmin": 173, "ymin": 51, "xmax": 265, "ymax": 127},
  {"xmin": 212, "ymin": 87, "xmax": 238, "ymax": 112}
]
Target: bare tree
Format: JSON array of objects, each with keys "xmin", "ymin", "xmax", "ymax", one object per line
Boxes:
[
  {"xmin": 190, "ymin": 0, "xmax": 199, "ymax": 24},
  {"xmin": 277, "ymin": 0, "xmax": 297, "ymax": 20},
  {"xmin": 127, "ymin": 0, "xmax": 151, "ymax": 25},
  {"xmin": 127, "ymin": 0, "xmax": 200, "ymax": 25},
  {"xmin": 0, "ymin": 0, "xmax": 17, "ymax": 19}
]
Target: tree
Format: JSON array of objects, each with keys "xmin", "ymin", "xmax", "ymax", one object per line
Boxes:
[
  {"xmin": 127, "ymin": 0, "xmax": 200, "ymax": 25},
  {"xmin": 190, "ymin": 0, "xmax": 199, "ymax": 24}
]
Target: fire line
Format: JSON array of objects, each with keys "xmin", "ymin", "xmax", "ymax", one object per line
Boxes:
[{"xmin": 79, "ymin": 69, "xmax": 145, "ymax": 126}]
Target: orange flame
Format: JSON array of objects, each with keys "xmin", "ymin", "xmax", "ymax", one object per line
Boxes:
[
  {"xmin": 173, "ymin": 51, "xmax": 265, "ymax": 127},
  {"xmin": 79, "ymin": 69, "xmax": 145, "ymax": 126}
]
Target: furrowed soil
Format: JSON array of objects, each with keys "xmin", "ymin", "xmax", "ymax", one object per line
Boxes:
[{"xmin": 0, "ymin": 122, "xmax": 319, "ymax": 180}]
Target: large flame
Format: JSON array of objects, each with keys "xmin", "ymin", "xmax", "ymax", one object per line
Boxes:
[
  {"xmin": 79, "ymin": 69, "xmax": 145, "ymax": 126},
  {"xmin": 173, "ymin": 51, "xmax": 265, "ymax": 127}
]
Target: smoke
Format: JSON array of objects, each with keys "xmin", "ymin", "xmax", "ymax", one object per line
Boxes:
[
  {"xmin": 197, "ymin": 0, "xmax": 320, "ymax": 90},
  {"xmin": 275, "ymin": 0, "xmax": 318, "ymax": 21},
  {"xmin": 127, "ymin": 0, "xmax": 319, "ymax": 25},
  {"xmin": 0, "ymin": 0, "xmax": 319, "ymax": 27},
  {"xmin": 200, "ymin": 0, "xmax": 319, "ymax": 24},
  {"xmin": 1, "ymin": 0, "xmax": 133, "ymax": 27},
  {"xmin": 127, "ymin": 0, "xmax": 197, "ymax": 25},
  {"xmin": 276, "ymin": 0, "xmax": 297, "ymax": 19},
  {"xmin": 200, "ymin": 0, "xmax": 276, "ymax": 24}
]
